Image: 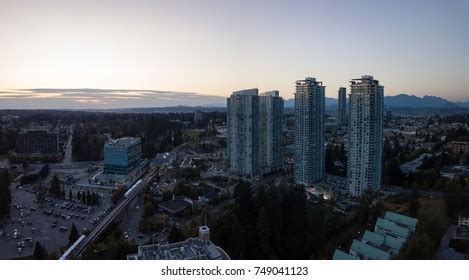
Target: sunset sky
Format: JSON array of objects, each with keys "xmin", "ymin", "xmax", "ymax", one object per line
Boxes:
[{"xmin": 1, "ymin": 0, "xmax": 468, "ymax": 108}]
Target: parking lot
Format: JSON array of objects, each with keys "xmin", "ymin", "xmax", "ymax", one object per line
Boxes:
[{"xmin": 0, "ymin": 184, "xmax": 113, "ymax": 259}]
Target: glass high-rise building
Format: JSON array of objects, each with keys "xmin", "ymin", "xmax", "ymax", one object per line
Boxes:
[
  {"xmin": 294, "ymin": 77, "xmax": 325, "ymax": 186},
  {"xmin": 227, "ymin": 89, "xmax": 260, "ymax": 179},
  {"xmin": 347, "ymin": 75, "xmax": 384, "ymax": 197},
  {"xmin": 259, "ymin": 91, "xmax": 284, "ymax": 174},
  {"xmin": 336, "ymin": 87, "xmax": 347, "ymax": 125},
  {"xmin": 104, "ymin": 137, "xmax": 142, "ymax": 175}
]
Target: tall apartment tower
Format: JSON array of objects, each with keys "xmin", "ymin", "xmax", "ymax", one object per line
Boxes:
[
  {"xmin": 294, "ymin": 77, "xmax": 325, "ymax": 186},
  {"xmin": 227, "ymin": 89, "xmax": 260, "ymax": 179},
  {"xmin": 347, "ymin": 75, "xmax": 384, "ymax": 197},
  {"xmin": 336, "ymin": 87, "xmax": 347, "ymax": 125},
  {"xmin": 259, "ymin": 91, "xmax": 284, "ymax": 174}
]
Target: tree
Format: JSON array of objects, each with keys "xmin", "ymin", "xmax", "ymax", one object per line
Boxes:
[
  {"xmin": 36, "ymin": 185, "xmax": 47, "ymax": 208},
  {"xmin": 161, "ymin": 190, "xmax": 173, "ymax": 202},
  {"xmin": 168, "ymin": 225, "xmax": 186, "ymax": 243},
  {"xmin": 399, "ymin": 232, "xmax": 434, "ymax": 259},
  {"xmin": 0, "ymin": 169, "xmax": 12, "ymax": 217},
  {"xmin": 38, "ymin": 164, "xmax": 49, "ymax": 178},
  {"xmin": 111, "ymin": 187, "xmax": 126, "ymax": 205},
  {"xmin": 33, "ymin": 242, "xmax": 48, "ymax": 260},
  {"xmin": 142, "ymin": 141, "xmax": 157, "ymax": 158},
  {"xmin": 49, "ymin": 174, "xmax": 61, "ymax": 198},
  {"xmin": 384, "ymin": 158, "xmax": 406, "ymax": 186},
  {"xmin": 69, "ymin": 223, "xmax": 80, "ymax": 244},
  {"xmin": 408, "ymin": 189, "xmax": 420, "ymax": 217}
]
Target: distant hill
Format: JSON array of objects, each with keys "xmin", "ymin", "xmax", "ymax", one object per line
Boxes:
[
  {"xmin": 454, "ymin": 101, "xmax": 469, "ymax": 109},
  {"xmin": 384, "ymin": 94, "xmax": 460, "ymax": 108},
  {"xmin": 285, "ymin": 94, "xmax": 464, "ymax": 109}
]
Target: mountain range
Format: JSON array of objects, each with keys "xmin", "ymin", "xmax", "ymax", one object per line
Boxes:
[{"xmin": 284, "ymin": 94, "xmax": 469, "ymax": 109}]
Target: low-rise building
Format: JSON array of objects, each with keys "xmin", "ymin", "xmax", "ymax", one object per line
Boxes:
[
  {"xmin": 399, "ymin": 153, "xmax": 432, "ymax": 174},
  {"xmin": 440, "ymin": 165, "xmax": 469, "ymax": 179},
  {"xmin": 127, "ymin": 226, "xmax": 230, "ymax": 260},
  {"xmin": 159, "ymin": 198, "xmax": 192, "ymax": 216},
  {"xmin": 333, "ymin": 211, "xmax": 418, "ymax": 260}
]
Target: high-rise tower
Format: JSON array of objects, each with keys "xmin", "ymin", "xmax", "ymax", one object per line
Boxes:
[
  {"xmin": 336, "ymin": 87, "xmax": 347, "ymax": 125},
  {"xmin": 259, "ymin": 91, "xmax": 284, "ymax": 174},
  {"xmin": 227, "ymin": 89, "xmax": 260, "ymax": 179},
  {"xmin": 294, "ymin": 77, "xmax": 325, "ymax": 186},
  {"xmin": 347, "ymin": 75, "xmax": 384, "ymax": 197}
]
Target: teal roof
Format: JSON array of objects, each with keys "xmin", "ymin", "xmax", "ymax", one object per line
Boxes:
[
  {"xmin": 383, "ymin": 233, "xmax": 405, "ymax": 251},
  {"xmin": 384, "ymin": 211, "xmax": 418, "ymax": 229},
  {"xmin": 362, "ymin": 230, "xmax": 385, "ymax": 245},
  {"xmin": 375, "ymin": 218, "xmax": 410, "ymax": 239},
  {"xmin": 332, "ymin": 249, "xmax": 359, "ymax": 260},
  {"xmin": 362, "ymin": 230, "xmax": 405, "ymax": 252},
  {"xmin": 350, "ymin": 240, "xmax": 390, "ymax": 260}
]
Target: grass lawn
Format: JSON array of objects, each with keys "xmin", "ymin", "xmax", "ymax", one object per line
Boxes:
[{"xmin": 183, "ymin": 129, "xmax": 203, "ymax": 141}]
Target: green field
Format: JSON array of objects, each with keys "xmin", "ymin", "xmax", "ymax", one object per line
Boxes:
[{"xmin": 183, "ymin": 129, "xmax": 204, "ymax": 141}]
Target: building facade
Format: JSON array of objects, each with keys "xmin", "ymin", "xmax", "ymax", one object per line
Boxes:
[
  {"xmin": 347, "ymin": 75, "xmax": 384, "ymax": 197},
  {"xmin": 227, "ymin": 89, "xmax": 260, "ymax": 178},
  {"xmin": 259, "ymin": 91, "xmax": 284, "ymax": 174},
  {"xmin": 104, "ymin": 137, "xmax": 142, "ymax": 175},
  {"xmin": 294, "ymin": 77, "xmax": 325, "ymax": 186},
  {"xmin": 336, "ymin": 87, "xmax": 347, "ymax": 125}
]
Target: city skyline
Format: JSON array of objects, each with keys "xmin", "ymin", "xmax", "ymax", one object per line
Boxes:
[{"xmin": 1, "ymin": 0, "xmax": 469, "ymax": 109}]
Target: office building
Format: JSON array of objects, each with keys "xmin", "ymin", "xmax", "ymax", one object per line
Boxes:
[
  {"xmin": 259, "ymin": 90, "xmax": 284, "ymax": 174},
  {"xmin": 127, "ymin": 226, "xmax": 230, "ymax": 260},
  {"xmin": 347, "ymin": 75, "xmax": 384, "ymax": 197},
  {"xmin": 227, "ymin": 89, "xmax": 260, "ymax": 178},
  {"xmin": 294, "ymin": 77, "xmax": 325, "ymax": 186},
  {"xmin": 336, "ymin": 87, "xmax": 347, "ymax": 125},
  {"xmin": 104, "ymin": 137, "xmax": 142, "ymax": 175}
]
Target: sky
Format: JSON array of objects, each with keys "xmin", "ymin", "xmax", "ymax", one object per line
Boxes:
[{"xmin": 1, "ymin": 0, "xmax": 468, "ymax": 109}]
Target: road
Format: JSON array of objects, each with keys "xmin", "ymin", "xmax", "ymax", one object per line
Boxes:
[{"xmin": 60, "ymin": 166, "xmax": 159, "ymax": 259}]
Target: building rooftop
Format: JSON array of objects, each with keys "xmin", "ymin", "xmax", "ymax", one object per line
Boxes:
[
  {"xmin": 127, "ymin": 226, "xmax": 230, "ymax": 260},
  {"xmin": 362, "ymin": 230, "xmax": 404, "ymax": 252},
  {"xmin": 259, "ymin": 90, "xmax": 279, "ymax": 97},
  {"xmin": 296, "ymin": 77, "xmax": 323, "ymax": 86},
  {"xmin": 159, "ymin": 199, "xmax": 191, "ymax": 214},
  {"xmin": 332, "ymin": 249, "xmax": 359, "ymax": 260},
  {"xmin": 350, "ymin": 239, "xmax": 390, "ymax": 260},
  {"xmin": 375, "ymin": 217, "xmax": 411, "ymax": 239},
  {"xmin": 334, "ymin": 212, "xmax": 418, "ymax": 260},
  {"xmin": 350, "ymin": 75, "xmax": 380, "ymax": 85},
  {"xmin": 232, "ymin": 88, "xmax": 258, "ymax": 96},
  {"xmin": 127, "ymin": 238, "xmax": 229, "ymax": 260},
  {"xmin": 384, "ymin": 211, "xmax": 418, "ymax": 230},
  {"xmin": 106, "ymin": 137, "xmax": 141, "ymax": 147}
]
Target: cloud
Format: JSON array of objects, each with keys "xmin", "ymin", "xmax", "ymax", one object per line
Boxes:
[{"xmin": 0, "ymin": 88, "xmax": 226, "ymax": 109}]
